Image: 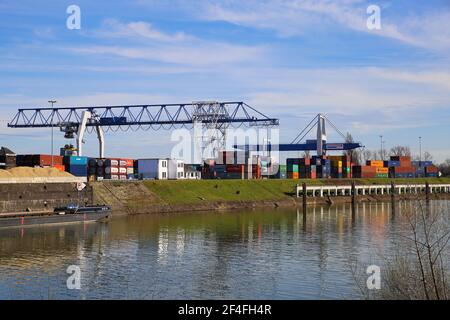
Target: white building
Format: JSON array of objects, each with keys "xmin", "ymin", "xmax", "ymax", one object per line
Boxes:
[
  {"xmin": 137, "ymin": 159, "xmax": 168, "ymax": 180},
  {"xmin": 184, "ymin": 164, "xmax": 202, "ymax": 180},
  {"xmin": 168, "ymin": 159, "xmax": 185, "ymax": 180},
  {"xmin": 137, "ymin": 158, "xmax": 185, "ymax": 180}
]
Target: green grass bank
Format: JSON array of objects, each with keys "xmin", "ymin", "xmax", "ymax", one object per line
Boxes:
[{"xmin": 142, "ymin": 177, "xmax": 450, "ymax": 205}]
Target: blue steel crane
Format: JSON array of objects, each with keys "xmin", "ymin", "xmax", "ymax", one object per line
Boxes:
[
  {"xmin": 234, "ymin": 113, "xmax": 363, "ymax": 155},
  {"xmin": 7, "ymin": 101, "xmax": 279, "ymax": 158}
]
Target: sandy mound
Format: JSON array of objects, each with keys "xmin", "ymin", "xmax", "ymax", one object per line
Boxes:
[{"xmin": 0, "ymin": 167, "xmax": 74, "ymax": 178}]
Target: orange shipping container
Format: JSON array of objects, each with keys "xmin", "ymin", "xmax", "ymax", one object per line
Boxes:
[
  {"xmin": 287, "ymin": 172, "xmax": 299, "ymax": 179},
  {"xmin": 53, "ymin": 164, "xmax": 65, "ymax": 172},
  {"xmin": 366, "ymin": 160, "xmax": 384, "ymax": 167}
]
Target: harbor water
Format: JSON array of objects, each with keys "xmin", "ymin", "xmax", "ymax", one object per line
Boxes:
[{"xmin": 0, "ymin": 200, "xmax": 449, "ymax": 299}]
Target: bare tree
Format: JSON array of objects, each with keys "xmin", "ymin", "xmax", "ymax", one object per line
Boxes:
[
  {"xmin": 353, "ymin": 202, "xmax": 450, "ymax": 300},
  {"xmin": 343, "ymin": 132, "xmax": 360, "ymax": 165},
  {"xmin": 439, "ymin": 159, "xmax": 450, "ymax": 177},
  {"xmin": 362, "ymin": 149, "xmax": 373, "ymax": 164},
  {"xmin": 390, "ymin": 145, "xmax": 411, "ymax": 157},
  {"xmin": 302, "ymin": 151, "xmax": 311, "ymax": 158}
]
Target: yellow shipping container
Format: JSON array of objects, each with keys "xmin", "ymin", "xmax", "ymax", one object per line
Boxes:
[{"xmin": 376, "ymin": 167, "xmax": 389, "ymax": 174}]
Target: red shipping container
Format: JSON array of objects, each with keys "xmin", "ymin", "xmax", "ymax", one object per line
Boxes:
[
  {"xmin": 30, "ymin": 154, "xmax": 63, "ymax": 167},
  {"xmin": 392, "ymin": 166, "xmax": 414, "ymax": 173},
  {"xmin": 226, "ymin": 164, "xmax": 245, "ymax": 173},
  {"xmin": 425, "ymin": 166, "xmax": 438, "ymax": 173},
  {"xmin": 119, "ymin": 159, "xmax": 134, "ymax": 167}
]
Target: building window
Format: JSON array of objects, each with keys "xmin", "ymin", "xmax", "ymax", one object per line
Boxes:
[
  {"xmin": 162, "ymin": 172, "xmax": 167, "ymax": 178},
  {"xmin": 162, "ymin": 161, "xmax": 167, "ymax": 168}
]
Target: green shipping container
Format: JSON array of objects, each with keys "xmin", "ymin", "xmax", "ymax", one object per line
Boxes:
[{"xmin": 375, "ymin": 173, "xmax": 388, "ymax": 178}]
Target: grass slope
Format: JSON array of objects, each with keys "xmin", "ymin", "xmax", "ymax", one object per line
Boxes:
[{"xmin": 143, "ymin": 178, "xmax": 450, "ymax": 205}]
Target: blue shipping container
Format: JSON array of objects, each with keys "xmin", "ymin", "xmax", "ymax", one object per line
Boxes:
[
  {"xmin": 420, "ymin": 161, "xmax": 433, "ymax": 167},
  {"xmin": 68, "ymin": 164, "xmax": 87, "ymax": 177},
  {"xmin": 64, "ymin": 156, "xmax": 88, "ymax": 166},
  {"xmin": 384, "ymin": 160, "xmax": 400, "ymax": 167}
]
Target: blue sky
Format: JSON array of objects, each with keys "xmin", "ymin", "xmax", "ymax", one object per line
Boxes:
[{"xmin": 1, "ymin": 0, "xmax": 449, "ymax": 162}]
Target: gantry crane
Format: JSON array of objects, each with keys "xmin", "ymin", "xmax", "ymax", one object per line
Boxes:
[{"xmin": 8, "ymin": 101, "xmax": 279, "ymax": 158}]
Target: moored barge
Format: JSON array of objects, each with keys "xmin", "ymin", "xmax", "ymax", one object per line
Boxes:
[{"xmin": 0, "ymin": 204, "xmax": 111, "ymax": 229}]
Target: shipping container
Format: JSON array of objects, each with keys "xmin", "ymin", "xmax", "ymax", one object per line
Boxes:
[
  {"xmin": 105, "ymin": 159, "xmax": 119, "ymax": 167},
  {"xmin": 384, "ymin": 160, "xmax": 400, "ymax": 167},
  {"xmin": 67, "ymin": 164, "xmax": 87, "ymax": 177},
  {"xmin": 376, "ymin": 167, "xmax": 389, "ymax": 174},
  {"xmin": 425, "ymin": 166, "xmax": 438, "ymax": 174},
  {"xmin": 104, "ymin": 174, "xmax": 119, "ymax": 180},
  {"xmin": 105, "ymin": 167, "xmax": 119, "ymax": 174},
  {"xmin": 53, "ymin": 164, "xmax": 65, "ymax": 172},
  {"xmin": 366, "ymin": 160, "xmax": 384, "ymax": 167},
  {"xmin": 64, "ymin": 156, "xmax": 88, "ymax": 166}
]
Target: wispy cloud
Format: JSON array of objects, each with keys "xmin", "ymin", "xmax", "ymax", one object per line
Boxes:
[
  {"xmin": 97, "ymin": 19, "xmax": 193, "ymax": 42},
  {"xmin": 71, "ymin": 43, "xmax": 265, "ymax": 66},
  {"xmin": 189, "ymin": 0, "xmax": 449, "ymax": 51},
  {"xmin": 69, "ymin": 18, "xmax": 267, "ymax": 67}
]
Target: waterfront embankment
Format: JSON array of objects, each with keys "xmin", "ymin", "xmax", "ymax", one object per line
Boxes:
[{"xmin": 91, "ymin": 178, "xmax": 450, "ymax": 215}]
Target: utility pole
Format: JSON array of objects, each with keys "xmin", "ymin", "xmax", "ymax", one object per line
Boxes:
[
  {"xmin": 419, "ymin": 136, "xmax": 422, "ymax": 162},
  {"xmin": 379, "ymin": 135, "xmax": 383, "ymax": 160},
  {"xmin": 48, "ymin": 100, "xmax": 57, "ymax": 167}
]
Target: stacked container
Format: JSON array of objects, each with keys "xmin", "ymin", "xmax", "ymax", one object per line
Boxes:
[
  {"xmin": 387, "ymin": 156, "xmax": 414, "ymax": 178},
  {"xmin": 17, "ymin": 154, "xmax": 63, "ymax": 168},
  {"xmin": 64, "ymin": 156, "xmax": 88, "ymax": 177},
  {"xmin": 352, "ymin": 166, "xmax": 377, "ymax": 178}
]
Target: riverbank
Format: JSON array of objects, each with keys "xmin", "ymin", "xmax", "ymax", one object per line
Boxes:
[{"xmin": 91, "ymin": 178, "xmax": 450, "ymax": 215}]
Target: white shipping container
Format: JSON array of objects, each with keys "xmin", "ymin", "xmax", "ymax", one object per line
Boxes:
[
  {"xmin": 119, "ymin": 160, "xmax": 127, "ymax": 167},
  {"xmin": 119, "ymin": 167, "xmax": 127, "ymax": 174},
  {"xmin": 105, "ymin": 174, "xmax": 119, "ymax": 180},
  {"xmin": 119, "ymin": 175, "xmax": 127, "ymax": 180},
  {"xmin": 105, "ymin": 167, "xmax": 119, "ymax": 174},
  {"xmin": 106, "ymin": 159, "xmax": 119, "ymax": 167},
  {"xmin": 127, "ymin": 167, "xmax": 134, "ymax": 174}
]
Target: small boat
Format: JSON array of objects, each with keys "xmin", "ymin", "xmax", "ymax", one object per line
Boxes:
[{"xmin": 0, "ymin": 204, "xmax": 111, "ymax": 229}]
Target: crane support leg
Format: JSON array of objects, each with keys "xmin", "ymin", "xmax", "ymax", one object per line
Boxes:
[
  {"xmin": 76, "ymin": 111, "xmax": 105, "ymax": 158},
  {"xmin": 96, "ymin": 125, "xmax": 105, "ymax": 159},
  {"xmin": 316, "ymin": 114, "xmax": 327, "ymax": 156},
  {"xmin": 77, "ymin": 111, "xmax": 91, "ymax": 157}
]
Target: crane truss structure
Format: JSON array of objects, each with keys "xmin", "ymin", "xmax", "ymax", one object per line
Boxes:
[
  {"xmin": 235, "ymin": 113, "xmax": 363, "ymax": 156},
  {"xmin": 192, "ymin": 101, "xmax": 231, "ymax": 159},
  {"xmin": 8, "ymin": 102, "xmax": 279, "ymax": 159}
]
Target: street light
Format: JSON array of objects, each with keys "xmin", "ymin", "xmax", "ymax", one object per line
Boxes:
[
  {"xmin": 419, "ymin": 136, "xmax": 422, "ymax": 163},
  {"xmin": 48, "ymin": 100, "xmax": 57, "ymax": 167},
  {"xmin": 379, "ymin": 135, "xmax": 383, "ymax": 160}
]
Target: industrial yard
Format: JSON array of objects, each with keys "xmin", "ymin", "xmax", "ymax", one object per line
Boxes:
[{"xmin": 1, "ymin": 1, "xmax": 449, "ymax": 304}]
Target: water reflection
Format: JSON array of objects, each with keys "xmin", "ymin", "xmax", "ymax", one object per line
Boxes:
[{"xmin": 0, "ymin": 200, "xmax": 448, "ymax": 299}]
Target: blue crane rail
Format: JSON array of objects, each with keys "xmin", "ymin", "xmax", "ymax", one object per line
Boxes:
[
  {"xmin": 7, "ymin": 102, "xmax": 279, "ymax": 129},
  {"xmin": 234, "ymin": 142, "xmax": 363, "ymax": 151}
]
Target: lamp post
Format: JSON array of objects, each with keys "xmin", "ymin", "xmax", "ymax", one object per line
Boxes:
[
  {"xmin": 419, "ymin": 136, "xmax": 422, "ymax": 163},
  {"xmin": 48, "ymin": 100, "xmax": 57, "ymax": 167},
  {"xmin": 379, "ymin": 135, "xmax": 383, "ymax": 160}
]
